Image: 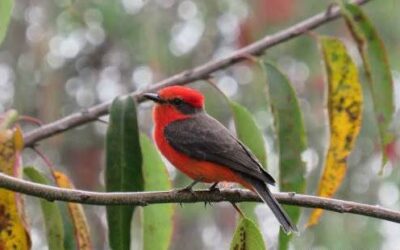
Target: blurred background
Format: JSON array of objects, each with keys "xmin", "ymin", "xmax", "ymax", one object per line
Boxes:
[{"xmin": 1, "ymin": 0, "xmax": 399, "ymax": 249}]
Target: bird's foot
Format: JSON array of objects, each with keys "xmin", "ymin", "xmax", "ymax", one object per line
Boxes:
[
  {"xmin": 208, "ymin": 182, "xmax": 220, "ymax": 192},
  {"xmin": 174, "ymin": 180, "xmax": 199, "ymax": 193}
]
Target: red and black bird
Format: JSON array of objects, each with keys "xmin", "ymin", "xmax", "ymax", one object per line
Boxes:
[{"xmin": 144, "ymin": 85, "xmax": 297, "ymax": 233}]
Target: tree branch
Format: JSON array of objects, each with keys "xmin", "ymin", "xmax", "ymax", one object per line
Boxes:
[
  {"xmin": 0, "ymin": 172, "xmax": 398, "ymax": 224},
  {"xmin": 23, "ymin": 0, "xmax": 370, "ymax": 147}
]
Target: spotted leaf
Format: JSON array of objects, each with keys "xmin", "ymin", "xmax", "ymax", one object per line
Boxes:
[
  {"xmin": 308, "ymin": 37, "xmax": 363, "ymax": 226},
  {"xmin": 0, "ymin": 111, "xmax": 30, "ymax": 250}
]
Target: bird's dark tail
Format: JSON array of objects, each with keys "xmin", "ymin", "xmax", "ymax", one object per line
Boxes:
[{"xmin": 249, "ymin": 178, "xmax": 297, "ymax": 234}]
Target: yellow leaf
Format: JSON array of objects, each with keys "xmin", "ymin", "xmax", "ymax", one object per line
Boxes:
[
  {"xmin": 308, "ymin": 37, "xmax": 363, "ymax": 227},
  {"xmin": 54, "ymin": 171, "xmax": 92, "ymax": 250},
  {"xmin": 0, "ymin": 191, "xmax": 30, "ymax": 250},
  {"xmin": 13, "ymin": 127, "xmax": 24, "ymax": 152},
  {"xmin": 0, "ymin": 125, "xmax": 30, "ymax": 249}
]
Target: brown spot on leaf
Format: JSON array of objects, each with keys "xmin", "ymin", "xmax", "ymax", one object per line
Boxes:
[{"xmin": 0, "ymin": 204, "xmax": 12, "ymax": 232}]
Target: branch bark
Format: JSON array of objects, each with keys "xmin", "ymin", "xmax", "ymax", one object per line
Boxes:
[
  {"xmin": 0, "ymin": 172, "xmax": 398, "ymax": 224},
  {"xmin": 23, "ymin": 0, "xmax": 370, "ymax": 147}
]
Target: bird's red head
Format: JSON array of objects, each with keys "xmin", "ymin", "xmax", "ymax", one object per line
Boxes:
[
  {"xmin": 158, "ymin": 86, "xmax": 204, "ymax": 108},
  {"xmin": 144, "ymin": 86, "xmax": 205, "ymax": 126}
]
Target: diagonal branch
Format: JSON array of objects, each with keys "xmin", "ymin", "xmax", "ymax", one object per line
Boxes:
[
  {"xmin": 0, "ymin": 172, "xmax": 398, "ymax": 224},
  {"xmin": 23, "ymin": 0, "xmax": 370, "ymax": 147}
]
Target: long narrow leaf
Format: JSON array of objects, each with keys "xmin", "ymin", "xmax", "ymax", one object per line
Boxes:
[
  {"xmin": 106, "ymin": 96, "xmax": 143, "ymax": 250},
  {"xmin": 230, "ymin": 100, "xmax": 267, "ymax": 220},
  {"xmin": 24, "ymin": 167, "xmax": 64, "ymax": 250},
  {"xmin": 0, "ymin": 0, "xmax": 13, "ymax": 45},
  {"xmin": 308, "ymin": 37, "xmax": 363, "ymax": 226},
  {"xmin": 341, "ymin": 3, "xmax": 394, "ymax": 166},
  {"xmin": 54, "ymin": 171, "xmax": 92, "ymax": 250},
  {"xmin": 230, "ymin": 101, "xmax": 267, "ymax": 167},
  {"xmin": 0, "ymin": 113, "xmax": 30, "ymax": 250},
  {"xmin": 140, "ymin": 134, "xmax": 174, "ymax": 250},
  {"xmin": 264, "ymin": 62, "xmax": 307, "ymax": 249}
]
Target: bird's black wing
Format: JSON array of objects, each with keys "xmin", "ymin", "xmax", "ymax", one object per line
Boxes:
[{"xmin": 164, "ymin": 113, "xmax": 275, "ymax": 185}]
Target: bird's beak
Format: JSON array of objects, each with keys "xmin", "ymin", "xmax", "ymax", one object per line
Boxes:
[{"xmin": 143, "ymin": 93, "xmax": 164, "ymax": 103}]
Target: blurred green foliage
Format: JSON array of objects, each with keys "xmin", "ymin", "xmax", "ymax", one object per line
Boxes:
[{"xmin": 0, "ymin": 0, "xmax": 399, "ymax": 249}]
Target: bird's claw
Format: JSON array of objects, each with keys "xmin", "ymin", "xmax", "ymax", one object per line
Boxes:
[
  {"xmin": 174, "ymin": 180, "xmax": 199, "ymax": 193},
  {"xmin": 208, "ymin": 182, "xmax": 220, "ymax": 192},
  {"xmin": 209, "ymin": 187, "xmax": 220, "ymax": 192}
]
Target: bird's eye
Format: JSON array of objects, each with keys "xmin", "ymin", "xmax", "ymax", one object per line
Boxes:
[{"xmin": 171, "ymin": 98, "xmax": 183, "ymax": 105}]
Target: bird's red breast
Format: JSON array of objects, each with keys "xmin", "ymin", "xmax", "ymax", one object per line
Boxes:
[{"xmin": 152, "ymin": 105, "xmax": 250, "ymax": 188}]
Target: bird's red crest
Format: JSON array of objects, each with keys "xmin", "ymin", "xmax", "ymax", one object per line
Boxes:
[{"xmin": 159, "ymin": 86, "xmax": 204, "ymax": 108}]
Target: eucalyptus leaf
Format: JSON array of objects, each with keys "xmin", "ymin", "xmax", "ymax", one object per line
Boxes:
[
  {"xmin": 230, "ymin": 217, "xmax": 266, "ymax": 250},
  {"xmin": 230, "ymin": 100, "xmax": 267, "ymax": 220},
  {"xmin": 341, "ymin": 3, "xmax": 394, "ymax": 167},
  {"xmin": 264, "ymin": 61, "xmax": 307, "ymax": 249},
  {"xmin": 24, "ymin": 167, "xmax": 65, "ymax": 250},
  {"xmin": 140, "ymin": 133, "xmax": 174, "ymax": 250},
  {"xmin": 106, "ymin": 96, "xmax": 143, "ymax": 250}
]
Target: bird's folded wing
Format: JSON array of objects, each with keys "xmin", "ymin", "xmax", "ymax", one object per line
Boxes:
[{"xmin": 164, "ymin": 113, "xmax": 275, "ymax": 185}]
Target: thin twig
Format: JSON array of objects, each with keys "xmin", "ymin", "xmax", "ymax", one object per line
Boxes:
[
  {"xmin": 31, "ymin": 147, "xmax": 55, "ymax": 172},
  {"xmin": 23, "ymin": 0, "xmax": 370, "ymax": 147},
  {"xmin": 18, "ymin": 116, "xmax": 43, "ymax": 127},
  {"xmin": 0, "ymin": 172, "xmax": 398, "ymax": 224}
]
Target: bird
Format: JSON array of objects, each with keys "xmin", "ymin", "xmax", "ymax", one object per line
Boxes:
[{"xmin": 143, "ymin": 85, "xmax": 297, "ymax": 233}]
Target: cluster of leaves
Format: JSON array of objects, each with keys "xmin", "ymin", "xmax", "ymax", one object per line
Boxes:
[
  {"xmin": 0, "ymin": 1, "xmax": 395, "ymax": 250},
  {"xmin": 0, "ymin": 110, "xmax": 93, "ymax": 250},
  {"xmin": 99, "ymin": 2, "xmax": 395, "ymax": 249},
  {"xmin": 226, "ymin": 4, "xmax": 392, "ymax": 248}
]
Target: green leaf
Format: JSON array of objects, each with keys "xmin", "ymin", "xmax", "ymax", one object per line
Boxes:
[
  {"xmin": 24, "ymin": 167, "xmax": 65, "ymax": 250},
  {"xmin": 229, "ymin": 100, "xmax": 267, "ymax": 220},
  {"xmin": 230, "ymin": 217, "xmax": 266, "ymax": 250},
  {"xmin": 341, "ymin": 3, "xmax": 394, "ymax": 166},
  {"xmin": 106, "ymin": 96, "xmax": 143, "ymax": 250},
  {"xmin": 0, "ymin": 0, "xmax": 13, "ymax": 46},
  {"xmin": 140, "ymin": 133, "xmax": 174, "ymax": 250},
  {"xmin": 59, "ymin": 203, "xmax": 77, "ymax": 250},
  {"xmin": 263, "ymin": 62, "xmax": 307, "ymax": 250},
  {"xmin": 230, "ymin": 101, "xmax": 267, "ymax": 167}
]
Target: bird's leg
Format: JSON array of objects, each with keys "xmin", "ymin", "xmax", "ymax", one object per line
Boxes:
[
  {"xmin": 175, "ymin": 180, "xmax": 199, "ymax": 193},
  {"xmin": 204, "ymin": 182, "xmax": 219, "ymax": 207},
  {"xmin": 230, "ymin": 202, "xmax": 245, "ymax": 218},
  {"xmin": 176, "ymin": 180, "xmax": 201, "ymax": 207},
  {"xmin": 203, "ymin": 182, "xmax": 220, "ymax": 207},
  {"xmin": 208, "ymin": 182, "xmax": 219, "ymax": 191}
]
